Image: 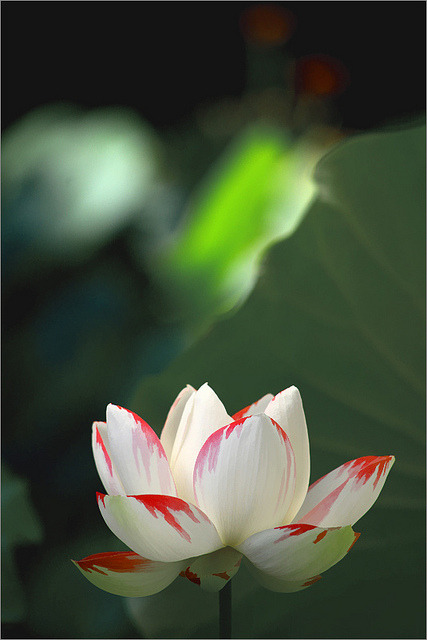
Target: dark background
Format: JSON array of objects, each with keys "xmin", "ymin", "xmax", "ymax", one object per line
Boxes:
[{"xmin": 2, "ymin": 1, "xmax": 426, "ymax": 133}]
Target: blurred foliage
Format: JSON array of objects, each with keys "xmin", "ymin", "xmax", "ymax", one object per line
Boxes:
[
  {"xmin": 130, "ymin": 123, "xmax": 426, "ymax": 638},
  {"xmin": 156, "ymin": 125, "xmax": 339, "ymax": 327},
  {"xmin": 2, "ymin": 465, "xmax": 43, "ymax": 623},
  {"xmin": 2, "ymin": 104, "xmax": 160, "ymax": 280}
]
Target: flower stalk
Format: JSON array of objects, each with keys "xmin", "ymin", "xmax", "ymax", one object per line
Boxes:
[{"xmin": 219, "ymin": 580, "xmax": 232, "ymax": 639}]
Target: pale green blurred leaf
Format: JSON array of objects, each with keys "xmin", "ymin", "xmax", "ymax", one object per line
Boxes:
[
  {"xmin": 130, "ymin": 123, "xmax": 425, "ymax": 638},
  {"xmin": 2, "ymin": 103, "xmax": 161, "ymax": 275}
]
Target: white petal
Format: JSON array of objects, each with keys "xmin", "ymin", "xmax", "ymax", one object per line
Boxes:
[
  {"xmin": 232, "ymin": 393, "xmax": 274, "ymax": 420},
  {"xmin": 193, "ymin": 414, "xmax": 296, "ymax": 546},
  {"xmin": 170, "ymin": 384, "xmax": 233, "ymax": 502},
  {"xmin": 179, "ymin": 546, "xmax": 242, "ymax": 592},
  {"xmin": 265, "ymin": 386, "xmax": 310, "ymax": 522},
  {"xmin": 73, "ymin": 551, "xmax": 184, "ymax": 597},
  {"xmin": 92, "ymin": 422, "xmax": 125, "ymax": 495},
  {"xmin": 160, "ymin": 385, "xmax": 195, "ymax": 461},
  {"xmin": 239, "ymin": 523, "xmax": 358, "ymax": 592},
  {"xmin": 293, "ymin": 455, "xmax": 395, "ymax": 527},
  {"xmin": 97, "ymin": 493, "xmax": 224, "ymax": 562},
  {"xmin": 106, "ymin": 404, "xmax": 177, "ymax": 496}
]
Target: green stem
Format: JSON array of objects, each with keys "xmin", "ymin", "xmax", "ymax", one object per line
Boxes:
[{"xmin": 219, "ymin": 580, "xmax": 232, "ymax": 639}]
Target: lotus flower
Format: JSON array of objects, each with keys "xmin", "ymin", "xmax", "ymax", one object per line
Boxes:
[{"xmin": 74, "ymin": 384, "xmax": 394, "ymax": 596}]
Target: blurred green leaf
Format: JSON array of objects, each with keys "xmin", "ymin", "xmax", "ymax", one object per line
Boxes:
[
  {"xmin": 158, "ymin": 126, "xmax": 332, "ymax": 325},
  {"xmin": 2, "ymin": 465, "xmax": 43, "ymax": 623},
  {"xmin": 130, "ymin": 123, "xmax": 425, "ymax": 638}
]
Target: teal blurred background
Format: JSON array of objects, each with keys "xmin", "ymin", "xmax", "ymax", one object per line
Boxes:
[{"xmin": 2, "ymin": 3, "xmax": 425, "ymax": 639}]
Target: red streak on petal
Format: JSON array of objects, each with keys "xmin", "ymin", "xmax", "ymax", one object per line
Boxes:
[
  {"xmin": 194, "ymin": 418, "xmax": 250, "ymax": 485},
  {"xmin": 341, "ymin": 456, "xmax": 387, "ymax": 481},
  {"xmin": 232, "ymin": 403, "xmax": 252, "ymax": 421},
  {"xmin": 272, "ymin": 418, "xmax": 295, "ymax": 510},
  {"xmin": 355, "ymin": 456, "xmax": 393, "ymax": 490},
  {"xmin": 234, "ymin": 558, "xmax": 242, "ymax": 567},
  {"xmin": 213, "ymin": 571, "xmax": 230, "ymax": 580},
  {"xmin": 313, "ymin": 530, "xmax": 328, "ymax": 544},
  {"xmin": 95, "ymin": 427, "xmax": 113, "ymax": 476},
  {"xmin": 300, "ymin": 479, "xmax": 348, "ymax": 525},
  {"xmin": 224, "ymin": 417, "xmax": 247, "ymax": 439},
  {"xmin": 303, "ymin": 575, "xmax": 322, "ymax": 587},
  {"xmin": 117, "ymin": 405, "xmax": 167, "ymax": 460},
  {"xmin": 270, "ymin": 418, "xmax": 288, "ymax": 442},
  {"xmin": 77, "ymin": 551, "xmax": 151, "ymax": 576},
  {"xmin": 131, "ymin": 427, "xmax": 153, "ymax": 483},
  {"xmin": 268, "ymin": 417, "xmax": 294, "ymax": 514},
  {"xmin": 171, "ymin": 395, "xmax": 181, "ymax": 410},
  {"xmin": 347, "ymin": 532, "xmax": 361, "ymax": 553},
  {"xmin": 133, "ymin": 495, "xmax": 200, "ymax": 542},
  {"xmin": 113, "ymin": 405, "xmax": 175, "ymax": 494},
  {"xmin": 194, "ymin": 429, "xmax": 222, "ymax": 480},
  {"xmin": 97, "ymin": 492, "xmax": 106, "ymax": 508},
  {"xmin": 273, "ymin": 523, "xmax": 315, "ymax": 543},
  {"xmin": 181, "ymin": 566, "xmax": 200, "ymax": 585},
  {"xmin": 308, "ymin": 456, "xmax": 393, "ymax": 497},
  {"xmin": 116, "ymin": 406, "xmax": 164, "ymax": 450},
  {"xmin": 277, "ymin": 523, "xmax": 315, "ymax": 535}
]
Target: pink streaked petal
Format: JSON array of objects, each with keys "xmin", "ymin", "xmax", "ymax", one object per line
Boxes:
[
  {"xmin": 265, "ymin": 386, "xmax": 310, "ymax": 522},
  {"xmin": 232, "ymin": 393, "xmax": 274, "ymax": 420},
  {"xmin": 238, "ymin": 522, "xmax": 357, "ymax": 591},
  {"xmin": 169, "ymin": 384, "xmax": 233, "ymax": 503},
  {"xmin": 106, "ymin": 404, "xmax": 177, "ymax": 497},
  {"xmin": 193, "ymin": 414, "xmax": 296, "ymax": 546},
  {"xmin": 97, "ymin": 493, "xmax": 224, "ymax": 562},
  {"xmin": 160, "ymin": 385, "xmax": 195, "ymax": 462},
  {"xmin": 73, "ymin": 550, "xmax": 184, "ymax": 597},
  {"xmin": 92, "ymin": 422, "xmax": 125, "ymax": 495},
  {"xmin": 293, "ymin": 455, "xmax": 395, "ymax": 527},
  {"xmin": 179, "ymin": 546, "xmax": 242, "ymax": 592}
]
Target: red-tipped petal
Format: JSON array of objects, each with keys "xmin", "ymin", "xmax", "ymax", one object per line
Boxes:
[
  {"xmin": 73, "ymin": 550, "xmax": 184, "ymax": 597},
  {"xmin": 106, "ymin": 404, "xmax": 177, "ymax": 497},
  {"xmin": 92, "ymin": 422, "xmax": 125, "ymax": 495},
  {"xmin": 193, "ymin": 414, "xmax": 296, "ymax": 546},
  {"xmin": 238, "ymin": 522, "xmax": 355, "ymax": 592},
  {"xmin": 265, "ymin": 386, "xmax": 310, "ymax": 522},
  {"xmin": 232, "ymin": 393, "xmax": 274, "ymax": 420},
  {"xmin": 293, "ymin": 455, "xmax": 395, "ymax": 527},
  {"xmin": 97, "ymin": 493, "xmax": 223, "ymax": 562},
  {"xmin": 179, "ymin": 546, "xmax": 242, "ymax": 592}
]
